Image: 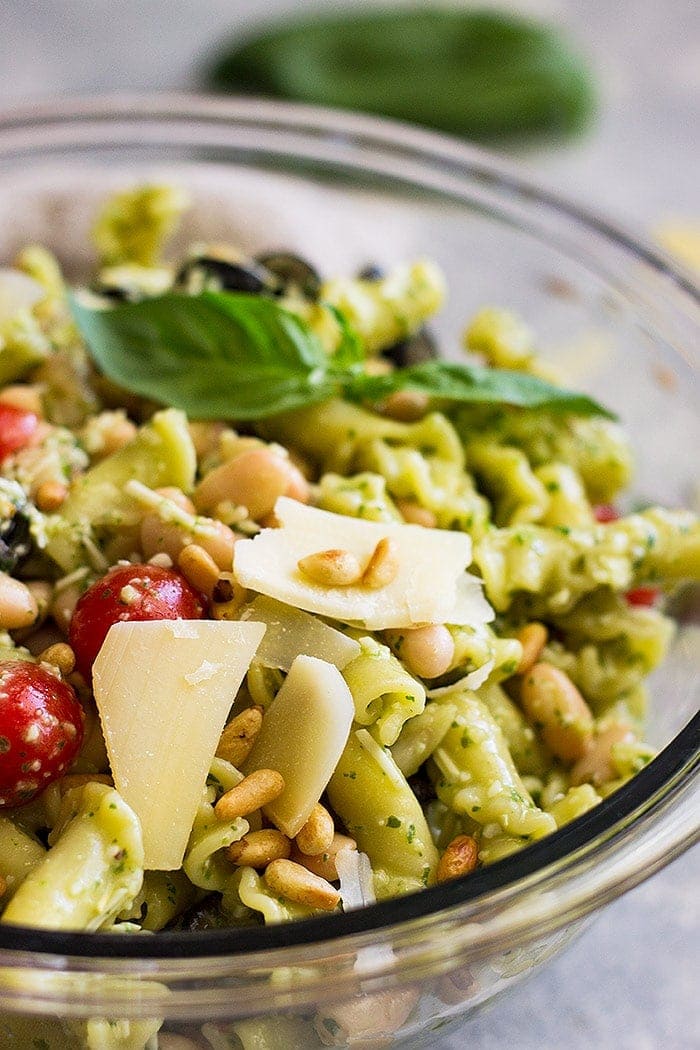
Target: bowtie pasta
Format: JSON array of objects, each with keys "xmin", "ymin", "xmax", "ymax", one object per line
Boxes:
[{"xmin": 0, "ymin": 185, "xmax": 698, "ymax": 937}]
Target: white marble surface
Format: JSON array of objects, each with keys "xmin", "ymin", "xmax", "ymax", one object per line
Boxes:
[{"xmin": 1, "ymin": 3, "xmax": 698, "ymax": 1048}]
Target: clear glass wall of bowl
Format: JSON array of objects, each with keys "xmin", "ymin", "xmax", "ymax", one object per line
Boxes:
[{"xmin": 0, "ymin": 100, "xmax": 697, "ymax": 1050}]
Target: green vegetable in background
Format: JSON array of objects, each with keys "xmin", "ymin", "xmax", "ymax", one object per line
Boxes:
[
  {"xmin": 208, "ymin": 8, "xmax": 596, "ymax": 141},
  {"xmin": 70, "ymin": 291, "xmax": 613, "ymax": 420}
]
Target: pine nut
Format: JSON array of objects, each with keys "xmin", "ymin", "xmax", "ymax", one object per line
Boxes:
[
  {"xmin": 37, "ymin": 642, "xmax": 76, "ymax": 676},
  {"xmin": 521, "ymin": 662, "xmax": 594, "ymax": 763},
  {"xmin": 362, "ymin": 536, "xmax": 400, "ymax": 589},
  {"xmin": 0, "ymin": 385, "xmax": 44, "ymax": 416},
  {"xmin": 0, "ymin": 572, "xmax": 38, "ymax": 630},
  {"xmin": 264, "ymin": 858, "xmax": 340, "ymax": 911},
  {"xmin": 396, "ymin": 500, "xmax": 437, "ymax": 529},
  {"xmin": 437, "ymin": 834, "xmax": 479, "ymax": 883},
  {"xmin": 210, "ymin": 572, "xmax": 248, "ymax": 620},
  {"xmin": 177, "ymin": 544, "xmax": 219, "ymax": 598},
  {"xmin": 298, "ymin": 549, "xmax": 362, "ymax": 587},
  {"xmin": 34, "ymin": 479, "xmax": 68, "ymax": 512},
  {"xmin": 295, "ymin": 803, "xmax": 335, "ymax": 856},
  {"xmin": 380, "ymin": 389, "xmax": 429, "ymax": 422},
  {"xmin": 571, "ymin": 722, "xmax": 635, "ymax": 787},
  {"xmin": 227, "ymin": 828, "xmax": 291, "ymax": 868},
  {"xmin": 216, "ymin": 705, "xmax": 264, "ymax": 767},
  {"xmin": 214, "ymin": 768, "xmax": 285, "ymax": 822},
  {"xmin": 194, "ymin": 447, "xmax": 310, "ymax": 520},
  {"xmin": 385, "ymin": 624, "xmax": 455, "ymax": 679},
  {"xmin": 291, "ymin": 832, "xmax": 357, "ymax": 882},
  {"xmin": 514, "ymin": 622, "xmax": 548, "ymax": 676}
]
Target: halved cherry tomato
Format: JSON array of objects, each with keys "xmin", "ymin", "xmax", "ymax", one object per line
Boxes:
[
  {"xmin": 0, "ymin": 404, "xmax": 39, "ymax": 460},
  {"xmin": 69, "ymin": 563, "xmax": 206, "ymax": 679},
  {"xmin": 593, "ymin": 504, "xmax": 619, "ymax": 523},
  {"xmin": 0, "ymin": 661, "xmax": 84, "ymax": 807},
  {"xmin": 625, "ymin": 586, "xmax": 660, "ymax": 607}
]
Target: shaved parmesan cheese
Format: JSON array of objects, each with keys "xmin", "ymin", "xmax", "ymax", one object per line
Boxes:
[
  {"xmin": 241, "ymin": 595, "xmax": 360, "ymax": 670},
  {"xmin": 243, "ymin": 654, "xmax": 354, "ymax": 837},
  {"xmin": 93, "ymin": 619, "xmax": 266, "ymax": 870},
  {"xmin": 234, "ymin": 497, "xmax": 493, "ymax": 630}
]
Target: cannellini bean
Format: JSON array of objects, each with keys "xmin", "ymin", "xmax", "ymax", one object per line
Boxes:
[
  {"xmin": 140, "ymin": 513, "xmax": 236, "ymax": 570},
  {"xmin": 295, "ymin": 803, "xmax": 335, "ymax": 857},
  {"xmin": 193, "ymin": 446, "xmax": 310, "ymax": 520},
  {"xmin": 385, "ymin": 624, "xmax": 455, "ymax": 679},
  {"xmin": 155, "ymin": 487, "xmax": 195, "ymax": 513},
  {"xmin": 514, "ymin": 621, "xmax": 548, "ymax": 675},
  {"xmin": 521, "ymin": 662, "xmax": 594, "ymax": 763},
  {"xmin": 264, "ymin": 858, "xmax": 340, "ymax": 911},
  {"xmin": 0, "ymin": 573, "xmax": 38, "ymax": 630},
  {"xmin": 0, "ymin": 384, "xmax": 44, "ymax": 416},
  {"xmin": 571, "ymin": 722, "xmax": 636, "ymax": 787}
]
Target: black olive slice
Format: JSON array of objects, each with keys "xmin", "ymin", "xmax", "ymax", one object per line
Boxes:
[
  {"xmin": 381, "ymin": 327, "xmax": 438, "ymax": 368},
  {"xmin": 255, "ymin": 251, "xmax": 322, "ymax": 300}
]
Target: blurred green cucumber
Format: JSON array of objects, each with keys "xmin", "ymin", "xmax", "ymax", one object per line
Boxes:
[{"xmin": 208, "ymin": 7, "xmax": 596, "ymax": 140}]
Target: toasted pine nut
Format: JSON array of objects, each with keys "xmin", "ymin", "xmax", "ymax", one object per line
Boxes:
[
  {"xmin": 380, "ymin": 389, "xmax": 429, "ymax": 422},
  {"xmin": 0, "ymin": 385, "xmax": 43, "ymax": 416},
  {"xmin": 177, "ymin": 544, "xmax": 219, "ymax": 598},
  {"xmin": 291, "ymin": 832, "xmax": 357, "ymax": 881},
  {"xmin": 514, "ymin": 622, "xmax": 548, "ymax": 676},
  {"xmin": 396, "ymin": 500, "xmax": 437, "ymax": 529},
  {"xmin": 227, "ymin": 828, "xmax": 291, "ymax": 868},
  {"xmin": 385, "ymin": 624, "xmax": 455, "ymax": 679},
  {"xmin": 214, "ymin": 768, "xmax": 285, "ymax": 822},
  {"xmin": 216, "ymin": 705, "xmax": 264, "ymax": 767},
  {"xmin": 295, "ymin": 803, "xmax": 335, "ymax": 856},
  {"xmin": 362, "ymin": 537, "xmax": 400, "ymax": 589},
  {"xmin": 34, "ymin": 479, "xmax": 68, "ymax": 512},
  {"xmin": 37, "ymin": 642, "xmax": 75, "ymax": 676},
  {"xmin": 0, "ymin": 573, "xmax": 38, "ymax": 630},
  {"xmin": 298, "ymin": 549, "xmax": 362, "ymax": 587},
  {"xmin": 194, "ymin": 447, "xmax": 310, "ymax": 520},
  {"xmin": 571, "ymin": 722, "xmax": 636, "ymax": 787},
  {"xmin": 141, "ymin": 510, "xmax": 236, "ymax": 571},
  {"xmin": 210, "ymin": 571, "xmax": 248, "ymax": 620},
  {"xmin": 437, "ymin": 834, "xmax": 479, "ymax": 883},
  {"xmin": 264, "ymin": 858, "xmax": 340, "ymax": 911},
  {"xmin": 521, "ymin": 662, "xmax": 594, "ymax": 763}
]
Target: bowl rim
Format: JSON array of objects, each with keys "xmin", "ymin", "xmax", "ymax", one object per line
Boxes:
[{"xmin": 0, "ymin": 95, "xmax": 697, "ymax": 963}]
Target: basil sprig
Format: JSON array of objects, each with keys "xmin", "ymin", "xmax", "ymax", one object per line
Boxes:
[{"xmin": 70, "ymin": 291, "xmax": 613, "ymax": 420}]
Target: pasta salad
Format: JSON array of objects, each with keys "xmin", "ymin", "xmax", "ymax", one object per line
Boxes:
[{"xmin": 0, "ymin": 185, "xmax": 698, "ymax": 934}]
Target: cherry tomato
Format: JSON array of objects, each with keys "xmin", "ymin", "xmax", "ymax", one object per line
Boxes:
[
  {"xmin": 0, "ymin": 661, "xmax": 84, "ymax": 807},
  {"xmin": 69, "ymin": 563, "xmax": 206, "ymax": 679},
  {"xmin": 593, "ymin": 504, "xmax": 619, "ymax": 523},
  {"xmin": 0, "ymin": 404, "xmax": 39, "ymax": 460},
  {"xmin": 626, "ymin": 586, "xmax": 660, "ymax": 607}
]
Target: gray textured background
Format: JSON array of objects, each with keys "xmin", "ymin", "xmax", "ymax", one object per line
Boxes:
[{"xmin": 1, "ymin": 2, "xmax": 698, "ymax": 1047}]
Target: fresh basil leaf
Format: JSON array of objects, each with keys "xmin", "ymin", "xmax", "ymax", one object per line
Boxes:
[
  {"xmin": 343, "ymin": 360, "xmax": 615, "ymax": 419},
  {"xmin": 326, "ymin": 305, "xmax": 365, "ymax": 372},
  {"xmin": 70, "ymin": 291, "xmax": 337, "ymax": 419}
]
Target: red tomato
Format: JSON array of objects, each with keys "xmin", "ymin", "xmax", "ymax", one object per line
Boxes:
[
  {"xmin": 593, "ymin": 504, "xmax": 619, "ymax": 523},
  {"xmin": 0, "ymin": 661, "xmax": 84, "ymax": 807},
  {"xmin": 69, "ymin": 563, "xmax": 206, "ymax": 678},
  {"xmin": 0, "ymin": 404, "xmax": 39, "ymax": 460},
  {"xmin": 626, "ymin": 586, "xmax": 660, "ymax": 607}
]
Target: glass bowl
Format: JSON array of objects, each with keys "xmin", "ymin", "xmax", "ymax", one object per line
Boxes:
[{"xmin": 0, "ymin": 97, "xmax": 697, "ymax": 1050}]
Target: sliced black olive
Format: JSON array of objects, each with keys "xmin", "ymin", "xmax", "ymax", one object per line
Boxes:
[
  {"xmin": 0, "ymin": 509, "xmax": 32, "ymax": 574},
  {"xmin": 172, "ymin": 894, "xmax": 245, "ymax": 931},
  {"xmin": 357, "ymin": 264, "xmax": 384, "ymax": 281},
  {"xmin": 175, "ymin": 255, "xmax": 281, "ymax": 296},
  {"xmin": 255, "ymin": 252, "xmax": 322, "ymax": 300},
  {"xmin": 381, "ymin": 327, "xmax": 438, "ymax": 368}
]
